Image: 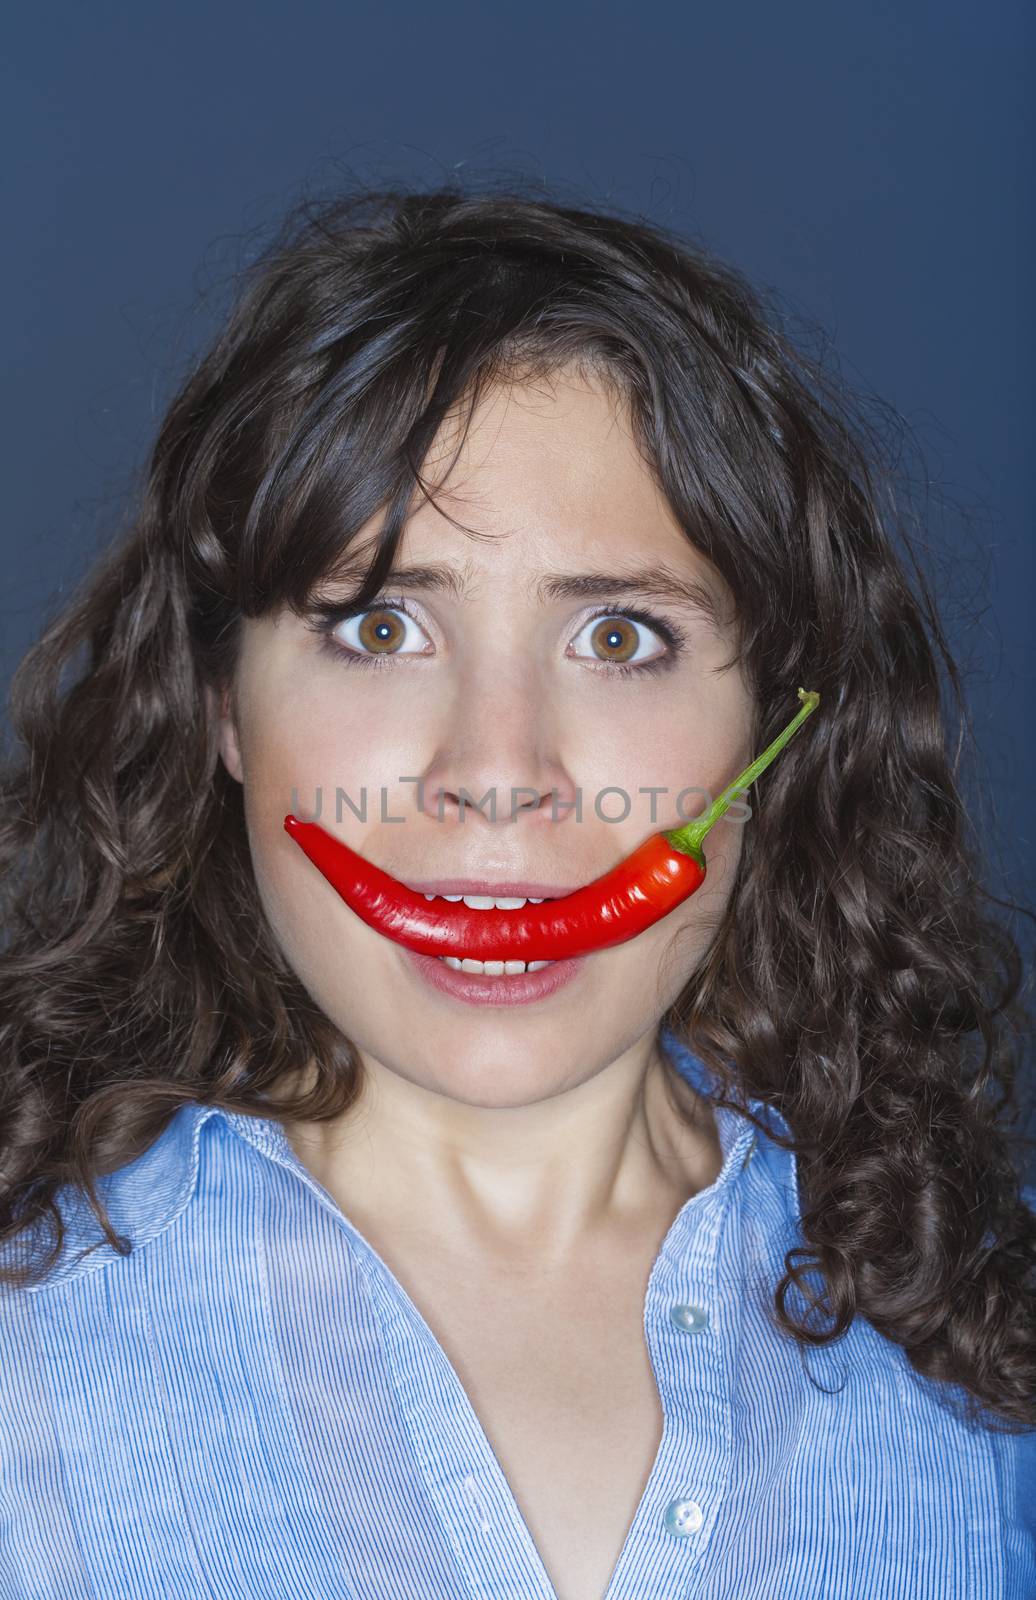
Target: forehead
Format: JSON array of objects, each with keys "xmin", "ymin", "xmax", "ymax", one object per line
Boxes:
[
  {"xmin": 348, "ymin": 371, "xmax": 733, "ymax": 610},
  {"xmin": 419, "ymin": 370, "xmax": 651, "ymax": 536}
]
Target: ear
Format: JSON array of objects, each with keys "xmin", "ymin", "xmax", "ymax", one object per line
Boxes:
[{"xmin": 204, "ymin": 681, "xmax": 244, "ymax": 785}]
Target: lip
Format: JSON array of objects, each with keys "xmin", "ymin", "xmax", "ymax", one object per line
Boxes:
[
  {"xmin": 401, "ymin": 945, "xmax": 589, "ymax": 1005},
  {"xmin": 398, "ymin": 876, "xmax": 586, "ymax": 900}
]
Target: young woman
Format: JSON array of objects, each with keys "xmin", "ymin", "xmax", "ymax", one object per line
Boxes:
[{"xmin": 1, "ymin": 183, "xmax": 1033, "ymax": 1600}]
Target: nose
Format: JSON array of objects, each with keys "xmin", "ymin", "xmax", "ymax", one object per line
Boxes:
[{"xmin": 416, "ymin": 672, "xmax": 580, "ymax": 832}]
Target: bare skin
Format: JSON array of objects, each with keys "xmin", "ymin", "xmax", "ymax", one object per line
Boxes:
[{"xmin": 208, "ymin": 365, "xmax": 754, "ymax": 1599}]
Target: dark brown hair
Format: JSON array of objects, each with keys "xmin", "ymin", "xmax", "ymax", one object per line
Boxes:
[{"xmin": 2, "ymin": 180, "xmax": 1033, "ymax": 1431}]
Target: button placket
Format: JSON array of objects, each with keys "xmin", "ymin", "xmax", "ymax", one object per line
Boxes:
[
  {"xmin": 661, "ymin": 1299, "xmax": 709, "ymax": 1547},
  {"xmin": 602, "ymin": 1115, "xmax": 745, "ymax": 1596}
]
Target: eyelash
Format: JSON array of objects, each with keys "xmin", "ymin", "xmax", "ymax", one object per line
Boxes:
[{"xmin": 307, "ymin": 596, "xmax": 687, "ymax": 678}]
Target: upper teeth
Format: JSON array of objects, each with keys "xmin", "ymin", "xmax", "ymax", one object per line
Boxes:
[{"xmin": 421, "ymin": 894, "xmax": 545, "ymax": 909}]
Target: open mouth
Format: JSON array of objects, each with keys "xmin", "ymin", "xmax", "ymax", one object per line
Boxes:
[{"xmin": 411, "ymin": 889, "xmax": 564, "ymax": 972}]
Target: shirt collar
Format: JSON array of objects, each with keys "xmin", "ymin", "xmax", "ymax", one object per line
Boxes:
[
  {"xmin": 14, "ymin": 1096, "xmax": 224, "ymax": 1291},
  {"xmin": 657, "ymin": 1023, "xmax": 801, "ymax": 1220},
  {"xmin": 20, "ymin": 1027, "xmax": 800, "ymax": 1291}
]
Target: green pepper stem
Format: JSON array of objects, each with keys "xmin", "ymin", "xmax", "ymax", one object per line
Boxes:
[{"xmin": 664, "ymin": 687, "xmax": 820, "ymax": 862}]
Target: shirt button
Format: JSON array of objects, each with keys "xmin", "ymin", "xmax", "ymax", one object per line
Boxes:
[
  {"xmin": 664, "ymin": 1498, "xmax": 703, "ymax": 1537},
  {"xmin": 669, "ymin": 1302, "xmax": 709, "ymax": 1333}
]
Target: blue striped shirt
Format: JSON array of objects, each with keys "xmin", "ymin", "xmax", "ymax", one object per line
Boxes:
[{"xmin": 2, "ymin": 1024, "xmax": 1034, "ymax": 1598}]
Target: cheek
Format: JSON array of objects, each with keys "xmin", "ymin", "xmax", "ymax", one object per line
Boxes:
[
  {"xmin": 241, "ymin": 680, "xmax": 403, "ymax": 834},
  {"xmin": 584, "ymin": 705, "xmax": 743, "ymax": 842},
  {"xmin": 566, "ymin": 702, "xmax": 681, "ymax": 840},
  {"xmin": 236, "ymin": 686, "xmax": 417, "ymax": 954}
]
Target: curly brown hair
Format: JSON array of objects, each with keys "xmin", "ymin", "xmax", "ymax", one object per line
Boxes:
[{"xmin": 2, "ymin": 181, "xmax": 1034, "ymax": 1433}]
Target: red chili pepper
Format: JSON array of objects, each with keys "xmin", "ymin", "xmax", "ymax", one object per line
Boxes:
[{"xmin": 284, "ymin": 687, "xmax": 820, "ymax": 962}]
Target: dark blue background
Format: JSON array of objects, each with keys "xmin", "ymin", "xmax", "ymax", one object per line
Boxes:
[{"xmin": 3, "ymin": 3, "xmax": 1033, "ymax": 1142}]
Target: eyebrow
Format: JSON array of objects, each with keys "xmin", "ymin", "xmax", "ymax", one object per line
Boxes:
[{"xmin": 320, "ymin": 557, "xmax": 727, "ymax": 626}]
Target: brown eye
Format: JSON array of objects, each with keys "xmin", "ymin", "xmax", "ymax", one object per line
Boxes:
[
  {"xmin": 356, "ymin": 609, "xmax": 407, "ymax": 654},
  {"xmin": 329, "ymin": 602, "xmax": 432, "ymax": 661},
  {"xmin": 590, "ymin": 617, "xmax": 639, "ymax": 663},
  {"xmin": 569, "ymin": 612, "xmax": 668, "ymax": 670}
]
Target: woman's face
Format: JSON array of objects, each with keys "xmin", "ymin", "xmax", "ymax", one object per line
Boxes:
[{"xmin": 211, "ymin": 368, "xmax": 757, "ymax": 1107}]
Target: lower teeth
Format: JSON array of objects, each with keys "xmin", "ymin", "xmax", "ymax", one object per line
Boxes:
[{"xmin": 438, "ymin": 957, "xmax": 554, "ymax": 975}]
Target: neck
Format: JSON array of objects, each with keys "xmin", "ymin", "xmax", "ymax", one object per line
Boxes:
[{"xmin": 277, "ymin": 1034, "xmax": 722, "ymax": 1270}]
